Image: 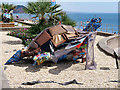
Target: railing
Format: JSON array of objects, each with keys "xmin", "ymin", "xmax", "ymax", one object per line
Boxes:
[
  {"xmin": 76, "ymin": 21, "xmax": 119, "ymax": 34},
  {"xmin": 98, "ymin": 24, "xmax": 118, "ymax": 34}
]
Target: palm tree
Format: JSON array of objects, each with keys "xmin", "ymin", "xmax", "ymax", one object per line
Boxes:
[
  {"xmin": 0, "ymin": 3, "xmax": 16, "ymax": 22},
  {"xmin": 0, "ymin": 3, "xmax": 16, "ymax": 14},
  {"xmin": 24, "ymin": 1, "xmax": 76, "ymax": 34},
  {"xmin": 47, "ymin": 4, "xmax": 65, "ymax": 25},
  {"xmin": 24, "ymin": 2, "xmax": 51, "ymax": 24}
]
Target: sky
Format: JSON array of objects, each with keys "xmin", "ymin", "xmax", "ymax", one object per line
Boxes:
[
  {"xmin": 57, "ymin": 2, "xmax": 118, "ymax": 13},
  {"xmin": 0, "ymin": 0, "xmax": 119, "ymax": 13}
]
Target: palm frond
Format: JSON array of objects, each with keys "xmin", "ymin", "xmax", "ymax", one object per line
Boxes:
[
  {"xmin": 1, "ymin": 3, "xmax": 16, "ymax": 13},
  {"xmin": 52, "ymin": 9, "xmax": 63, "ymax": 13}
]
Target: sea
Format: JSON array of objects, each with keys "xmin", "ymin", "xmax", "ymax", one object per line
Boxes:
[{"xmin": 13, "ymin": 12, "xmax": 118, "ymax": 34}]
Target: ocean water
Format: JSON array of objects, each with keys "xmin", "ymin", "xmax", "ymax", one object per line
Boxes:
[
  {"xmin": 13, "ymin": 12, "xmax": 118, "ymax": 33},
  {"xmin": 67, "ymin": 12, "xmax": 118, "ymax": 33}
]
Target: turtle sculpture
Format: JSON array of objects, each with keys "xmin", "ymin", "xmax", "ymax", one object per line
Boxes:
[{"xmin": 5, "ymin": 18, "xmax": 102, "ymax": 70}]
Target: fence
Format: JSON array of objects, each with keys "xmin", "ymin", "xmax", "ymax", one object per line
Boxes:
[
  {"xmin": 98, "ymin": 24, "xmax": 118, "ymax": 34},
  {"xmin": 76, "ymin": 21, "xmax": 119, "ymax": 34}
]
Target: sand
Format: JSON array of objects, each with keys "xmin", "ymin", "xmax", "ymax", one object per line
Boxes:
[{"xmin": 1, "ymin": 31, "xmax": 119, "ymax": 88}]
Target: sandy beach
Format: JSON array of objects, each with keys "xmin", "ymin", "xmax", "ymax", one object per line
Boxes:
[{"xmin": 1, "ymin": 31, "xmax": 119, "ymax": 88}]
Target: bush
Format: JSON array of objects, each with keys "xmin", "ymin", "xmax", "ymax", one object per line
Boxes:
[
  {"xmin": 62, "ymin": 14, "xmax": 76, "ymax": 27},
  {"xmin": 29, "ymin": 24, "xmax": 41, "ymax": 34},
  {"xmin": 0, "ymin": 15, "xmax": 2, "ymax": 21},
  {"xmin": 10, "ymin": 15, "xmax": 14, "ymax": 22},
  {"xmin": 8, "ymin": 28, "xmax": 37, "ymax": 46},
  {"xmin": 29, "ymin": 22, "xmax": 53, "ymax": 34}
]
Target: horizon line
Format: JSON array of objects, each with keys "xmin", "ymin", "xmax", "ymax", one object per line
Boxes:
[{"xmin": 65, "ymin": 11, "xmax": 118, "ymax": 14}]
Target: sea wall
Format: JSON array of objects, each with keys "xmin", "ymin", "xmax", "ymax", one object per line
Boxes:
[
  {"xmin": 107, "ymin": 35, "xmax": 120, "ymax": 49},
  {"xmin": 97, "ymin": 35, "xmax": 120, "ymax": 57}
]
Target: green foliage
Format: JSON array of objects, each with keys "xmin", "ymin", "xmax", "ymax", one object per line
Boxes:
[
  {"xmin": 29, "ymin": 24, "xmax": 41, "ymax": 34},
  {"xmin": 0, "ymin": 3, "xmax": 16, "ymax": 22},
  {"xmin": 47, "ymin": 4, "xmax": 64, "ymax": 25},
  {"xmin": 24, "ymin": 1, "xmax": 76, "ymax": 34},
  {"xmin": 0, "ymin": 15, "xmax": 2, "ymax": 21},
  {"xmin": 62, "ymin": 13, "xmax": 76, "ymax": 27},
  {"xmin": 1, "ymin": 3, "xmax": 16, "ymax": 13},
  {"xmin": 8, "ymin": 28, "xmax": 37, "ymax": 46},
  {"xmin": 10, "ymin": 15, "xmax": 13, "ymax": 22},
  {"xmin": 29, "ymin": 22, "xmax": 52, "ymax": 34},
  {"xmin": 24, "ymin": 2, "xmax": 51, "ymax": 22}
]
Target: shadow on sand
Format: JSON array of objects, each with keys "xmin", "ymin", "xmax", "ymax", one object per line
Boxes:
[
  {"xmin": 3, "ymin": 40, "xmax": 22, "ymax": 45},
  {"xmin": 7, "ymin": 58, "xmax": 81, "ymax": 75}
]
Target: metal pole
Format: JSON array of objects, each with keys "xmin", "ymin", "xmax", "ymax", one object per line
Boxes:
[
  {"xmin": 119, "ymin": 25, "xmax": 120, "ymax": 34},
  {"xmin": 106, "ymin": 24, "xmax": 108, "ymax": 32},
  {"xmin": 92, "ymin": 24, "xmax": 93, "ymax": 32},
  {"xmin": 85, "ymin": 36, "xmax": 88, "ymax": 70},
  {"xmin": 114, "ymin": 52, "xmax": 119, "ymax": 69},
  {"xmin": 101, "ymin": 27, "xmax": 102, "ymax": 32},
  {"xmin": 79, "ymin": 21, "xmax": 80, "ymax": 30},
  {"xmin": 83, "ymin": 22, "xmax": 84, "ymax": 30},
  {"xmin": 112, "ymin": 24, "xmax": 114, "ymax": 33}
]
